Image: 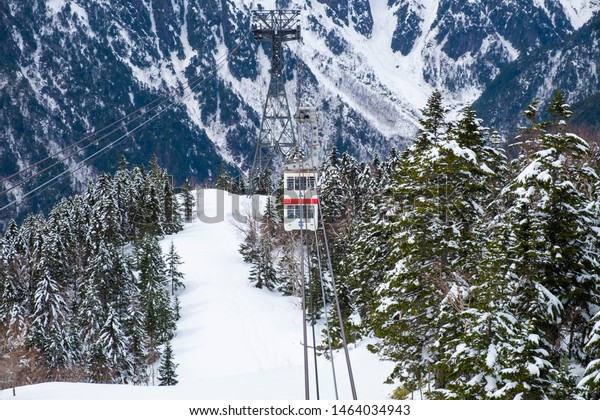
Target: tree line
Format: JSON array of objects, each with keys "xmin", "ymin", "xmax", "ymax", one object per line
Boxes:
[{"xmin": 0, "ymin": 156, "xmax": 189, "ymax": 388}]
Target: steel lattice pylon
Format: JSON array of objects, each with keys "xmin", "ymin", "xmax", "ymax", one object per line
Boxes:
[{"xmin": 249, "ymin": 9, "xmax": 301, "ymax": 193}]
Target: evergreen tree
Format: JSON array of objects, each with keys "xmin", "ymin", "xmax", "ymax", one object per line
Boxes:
[
  {"xmin": 97, "ymin": 308, "xmax": 135, "ymax": 383},
  {"xmin": 78, "ymin": 240, "xmax": 132, "ymax": 379},
  {"xmin": 240, "ymin": 198, "xmax": 279, "ymax": 290},
  {"xmin": 163, "ymin": 177, "xmax": 184, "ymax": 234},
  {"xmin": 135, "ymin": 237, "xmax": 175, "ymax": 353},
  {"xmin": 424, "ymin": 215, "xmax": 507, "ymax": 399},
  {"xmin": 158, "ymin": 342, "xmax": 179, "ymax": 386},
  {"xmin": 579, "ymin": 181, "xmax": 600, "ymax": 398},
  {"xmin": 431, "ymin": 224, "xmax": 575, "ymax": 399},
  {"xmin": 346, "ymin": 152, "xmax": 404, "ymax": 333},
  {"xmin": 3, "ymin": 214, "xmax": 48, "ymax": 347},
  {"xmin": 55, "ymin": 195, "xmax": 93, "ymax": 328},
  {"xmin": 318, "ymin": 150, "xmax": 376, "ymax": 346},
  {"xmin": 319, "ymin": 148, "xmax": 362, "ymax": 228},
  {"xmin": 0, "ymin": 156, "xmax": 185, "ymax": 385},
  {"xmin": 369, "ymin": 92, "xmax": 452, "ymax": 391},
  {"xmin": 128, "ymin": 166, "xmax": 149, "ymax": 239},
  {"xmin": 413, "ymin": 89, "xmax": 447, "ymax": 151},
  {"xmin": 580, "ymin": 310, "xmax": 600, "ymax": 398},
  {"xmin": 88, "ymin": 173, "xmax": 123, "ymax": 246},
  {"xmin": 87, "ymin": 340, "xmax": 111, "ymax": 383},
  {"xmin": 430, "ymin": 92, "xmax": 598, "ymax": 399},
  {"xmin": 78, "ymin": 268, "xmax": 106, "ymax": 380},
  {"xmin": 323, "ymin": 233, "xmax": 361, "ymax": 348},
  {"xmin": 254, "ymin": 198, "xmax": 279, "ymax": 290},
  {"xmin": 182, "ymin": 179, "xmax": 195, "ymax": 223},
  {"xmin": 500, "ymin": 92, "xmax": 600, "ymax": 373},
  {"xmin": 239, "ymin": 219, "xmax": 260, "ymax": 266},
  {"xmin": 0, "ymin": 219, "xmax": 27, "ymax": 340},
  {"xmin": 173, "ymin": 295, "xmax": 182, "ymax": 322},
  {"xmin": 165, "ymin": 241, "xmax": 185, "ymax": 295},
  {"xmin": 29, "ymin": 257, "xmax": 71, "ymax": 368},
  {"xmin": 370, "ymin": 94, "xmax": 505, "ymax": 394},
  {"xmin": 113, "ymin": 161, "xmax": 136, "ymax": 241},
  {"xmin": 498, "ymin": 281, "xmax": 575, "ymax": 399},
  {"xmin": 254, "ymin": 166, "xmax": 273, "ymax": 195},
  {"xmin": 18, "ymin": 214, "xmax": 47, "ymax": 311},
  {"xmin": 139, "ymin": 183, "xmax": 164, "ymax": 239},
  {"xmin": 215, "ymin": 161, "xmax": 235, "ymax": 192},
  {"xmin": 148, "ymin": 154, "xmax": 164, "ymax": 184},
  {"xmin": 122, "ymin": 281, "xmax": 149, "ymax": 385}
]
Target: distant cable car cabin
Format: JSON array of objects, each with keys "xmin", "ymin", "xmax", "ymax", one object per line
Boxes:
[{"xmin": 283, "ymin": 164, "xmax": 318, "ymax": 232}]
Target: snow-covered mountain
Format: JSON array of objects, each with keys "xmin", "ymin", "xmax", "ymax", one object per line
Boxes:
[
  {"xmin": 1, "ymin": 0, "xmax": 598, "ymax": 220},
  {"xmin": 475, "ymin": 10, "xmax": 600, "ymax": 133}
]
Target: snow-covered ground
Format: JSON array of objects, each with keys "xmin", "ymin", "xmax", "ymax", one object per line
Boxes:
[
  {"xmin": 2, "ymin": 192, "xmax": 596, "ymax": 420},
  {"xmin": 0, "ymin": 189, "xmax": 395, "ymax": 401}
]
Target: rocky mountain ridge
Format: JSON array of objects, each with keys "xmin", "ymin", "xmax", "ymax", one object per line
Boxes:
[{"xmin": 0, "ymin": 0, "xmax": 598, "ymax": 221}]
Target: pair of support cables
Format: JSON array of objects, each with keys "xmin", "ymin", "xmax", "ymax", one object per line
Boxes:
[{"xmin": 297, "ymin": 187, "xmax": 358, "ymax": 400}]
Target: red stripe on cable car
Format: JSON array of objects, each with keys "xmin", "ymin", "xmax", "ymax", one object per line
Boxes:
[{"xmin": 283, "ymin": 198, "xmax": 319, "ymax": 204}]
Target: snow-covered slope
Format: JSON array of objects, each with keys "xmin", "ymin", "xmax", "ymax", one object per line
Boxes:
[{"xmin": 0, "ymin": 189, "xmax": 395, "ymax": 400}]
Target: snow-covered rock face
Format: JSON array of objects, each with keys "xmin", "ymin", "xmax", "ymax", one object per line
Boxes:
[
  {"xmin": 475, "ymin": 10, "xmax": 600, "ymax": 134},
  {"xmin": 0, "ymin": 0, "xmax": 598, "ymax": 220}
]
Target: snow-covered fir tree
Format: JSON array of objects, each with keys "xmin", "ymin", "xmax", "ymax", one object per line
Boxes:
[
  {"xmin": 368, "ymin": 92, "xmax": 508, "ymax": 395},
  {"xmin": 490, "ymin": 92, "xmax": 600, "ymax": 398},
  {"xmin": 29, "ymin": 249, "xmax": 71, "ymax": 368},
  {"xmin": 215, "ymin": 161, "xmax": 236, "ymax": 192},
  {"xmin": 579, "ymin": 174, "xmax": 600, "ymax": 399},
  {"xmin": 318, "ymin": 149, "xmax": 379, "ymax": 348},
  {"xmin": 345, "ymin": 150, "xmax": 403, "ymax": 333},
  {"xmin": 165, "ymin": 241, "xmax": 185, "ymax": 295},
  {"xmin": 580, "ymin": 310, "xmax": 600, "ymax": 398},
  {"xmin": 182, "ymin": 179, "xmax": 195, "ymax": 223},
  {"xmin": 158, "ymin": 342, "xmax": 179, "ymax": 386},
  {"xmin": 97, "ymin": 308, "xmax": 135, "ymax": 384},
  {"xmin": 122, "ymin": 282, "xmax": 150, "ymax": 385},
  {"xmin": 135, "ymin": 236, "xmax": 176, "ymax": 359},
  {"xmin": 163, "ymin": 177, "xmax": 183, "ymax": 235}
]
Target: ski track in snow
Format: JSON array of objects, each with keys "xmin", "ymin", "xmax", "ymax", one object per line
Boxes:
[{"xmin": 0, "ymin": 190, "xmax": 395, "ymax": 400}]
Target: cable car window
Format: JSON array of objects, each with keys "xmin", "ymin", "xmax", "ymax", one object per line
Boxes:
[
  {"xmin": 303, "ymin": 205, "xmax": 314, "ymax": 219},
  {"xmin": 286, "ymin": 205, "xmax": 314, "ymax": 220},
  {"xmin": 286, "ymin": 206, "xmax": 297, "ymax": 219},
  {"xmin": 297, "ymin": 205, "xmax": 313, "ymax": 219},
  {"xmin": 307, "ymin": 176, "xmax": 315, "ymax": 189},
  {"xmin": 287, "ymin": 205, "xmax": 299, "ymax": 220},
  {"xmin": 293, "ymin": 177, "xmax": 307, "ymax": 190},
  {"xmin": 286, "ymin": 177, "xmax": 294, "ymax": 190}
]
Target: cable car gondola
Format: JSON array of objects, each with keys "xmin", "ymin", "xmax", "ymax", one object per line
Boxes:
[{"xmin": 283, "ymin": 165, "xmax": 318, "ymax": 231}]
